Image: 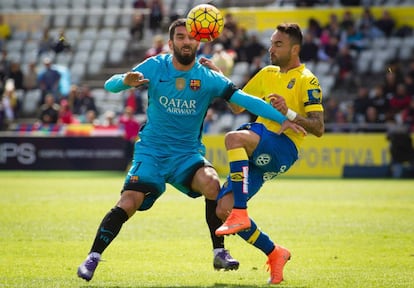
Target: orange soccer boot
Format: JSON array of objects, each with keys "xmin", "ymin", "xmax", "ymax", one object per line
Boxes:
[
  {"xmin": 266, "ymin": 245, "xmax": 291, "ymax": 285},
  {"xmin": 215, "ymin": 208, "xmax": 251, "ymax": 236}
]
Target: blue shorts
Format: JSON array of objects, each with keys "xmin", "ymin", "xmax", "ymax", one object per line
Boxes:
[
  {"xmin": 217, "ymin": 122, "xmax": 298, "ymax": 201},
  {"xmin": 123, "ymin": 141, "xmax": 210, "ymax": 211}
]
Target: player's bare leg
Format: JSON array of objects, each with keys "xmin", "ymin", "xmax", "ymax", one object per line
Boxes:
[{"xmin": 192, "ymin": 166, "xmax": 239, "ymax": 270}]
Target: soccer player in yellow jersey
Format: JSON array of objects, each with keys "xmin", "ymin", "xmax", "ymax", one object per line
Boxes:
[{"xmin": 215, "ymin": 23, "xmax": 325, "ymax": 284}]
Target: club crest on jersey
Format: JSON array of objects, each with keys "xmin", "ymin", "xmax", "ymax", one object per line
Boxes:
[
  {"xmin": 287, "ymin": 78, "xmax": 296, "ymax": 89},
  {"xmin": 176, "ymin": 78, "xmax": 186, "ymax": 90},
  {"xmin": 190, "ymin": 79, "xmax": 201, "ymax": 91},
  {"xmin": 129, "ymin": 175, "xmax": 139, "ymax": 183}
]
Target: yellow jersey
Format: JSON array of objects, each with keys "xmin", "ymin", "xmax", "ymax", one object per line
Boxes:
[{"xmin": 242, "ymin": 64, "xmax": 323, "ymax": 148}]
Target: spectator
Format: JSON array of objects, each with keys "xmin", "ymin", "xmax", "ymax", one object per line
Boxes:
[
  {"xmin": 148, "ymin": 0, "xmax": 165, "ymax": 34},
  {"xmin": 325, "ymin": 13, "xmax": 341, "ymax": 40},
  {"xmin": 39, "ymin": 93, "xmax": 60, "ymax": 124},
  {"xmin": 353, "ymin": 86, "xmax": 371, "ymax": 123},
  {"xmin": 363, "ymin": 106, "xmax": 384, "ymax": 132},
  {"xmin": 370, "ymin": 84, "xmax": 390, "ymax": 122},
  {"xmin": 83, "ymin": 109, "xmax": 99, "ymax": 125},
  {"xmin": 198, "ymin": 42, "xmax": 213, "ymax": 59},
  {"xmin": 8, "ymin": 61, "xmax": 24, "ymax": 90},
  {"xmin": 307, "ymin": 17, "xmax": 322, "ymax": 38},
  {"xmin": 300, "ymin": 32, "xmax": 319, "ymax": 63},
  {"xmin": 324, "ymin": 97, "xmax": 340, "ymax": 124},
  {"xmin": 319, "ymin": 28, "xmax": 331, "ymax": 47},
  {"xmin": 339, "ymin": 10, "xmax": 355, "ymax": 31},
  {"xmin": 215, "ymin": 26, "xmax": 235, "ymax": 51},
  {"xmin": 403, "ymin": 74, "xmax": 414, "ymax": 97},
  {"xmin": 0, "ymin": 15, "xmax": 11, "ymax": 42},
  {"xmin": 133, "ymin": 0, "xmax": 147, "ymax": 8},
  {"xmin": 387, "ymin": 59, "xmax": 404, "ymax": 84},
  {"xmin": 67, "ymin": 84, "xmax": 79, "ymax": 112},
  {"xmin": 319, "ymin": 34, "xmax": 340, "ymax": 62},
  {"xmin": 145, "ymin": 34, "xmax": 168, "ymax": 58},
  {"xmin": 223, "ymin": 13, "xmax": 238, "ymax": 35},
  {"xmin": 387, "ymin": 125, "xmax": 414, "ymax": 178},
  {"xmin": 389, "ymin": 83, "xmax": 411, "ymax": 117},
  {"xmin": 0, "ymin": 50, "xmax": 11, "ymax": 91},
  {"xmin": 72, "ymin": 85, "xmax": 97, "ymax": 116},
  {"xmin": 101, "ymin": 110, "xmax": 117, "ymax": 127},
  {"xmin": 230, "ymin": 37, "xmax": 248, "ymax": 63},
  {"xmin": 1, "ymin": 79, "xmax": 17, "ymax": 129},
  {"xmin": 249, "ymin": 56, "xmax": 265, "ymax": 78},
  {"xmin": 401, "ymin": 97, "xmax": 414, "ymax": 133},
  {"xmin": 382, "ymin": 72, "xmax": 398, "ymax": 98},
  {"xmin": 124, "ymin": 89, "xmax": 138, "ymax": 114},
  {"xmin": 0, "ymin": 100, "xmax": 4, "ymax": 130},
  {"xmin": 374, "ymin": 9, "xmax": 396, "ymax": 38},
  {"xmin": 23, "ymin": 62, "xmax": 39, "ymax": 91},
  {"xmin": 408, "ymin": 59, "xmax": 414, "ymax": 80},
  {"xmin": 38, "ymin": 57, "xmax": 61, "ymax": 103},
  {"xmin": 53, "ymin": 29, "xmax": 72, "ymax": 54},
  {"xmin": 244, "ymin": 34, "xmax": 266, "ymax": 64},
  {"xmin": 357, "ymin": 7, "xmax": 383, "ymax": 40},
  {"xmin": 57, "ymin": 98, "xmax": 74, "ymax": 124},
  {"xmin": 37, "ymin": 28, "xmax": 54, "ymax": 58},
  {"xmin": 342, "ymin": 25, "xmax": 366, "ymax": 52},
  {"xmin": 119, "ymin": 106, "xmax": 141, "ymax": 160},
  {"xmin": 335, "ymin": 45, "xmax": 355, "ymax": 86},
  {"xmin": 211, "ymin": 43, "xmax": 234, "ymax": 77},
  {"xmin": 130, "ymin": 12, "xmax": 145, "ymax": 42}
]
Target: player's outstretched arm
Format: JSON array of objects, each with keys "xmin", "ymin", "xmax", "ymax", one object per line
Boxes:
[
  {"xmin": 270, "ymin": 94, "xmax": 324, "ymax": 137},
  {"xmin": 105, "ymin": 72, "xmax": 149, "ymax": 93}
]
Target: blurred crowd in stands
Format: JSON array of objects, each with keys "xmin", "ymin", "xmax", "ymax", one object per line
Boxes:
[{"xmin": 1, "ymin": 1, "xmax": 414, "ymax": 138}]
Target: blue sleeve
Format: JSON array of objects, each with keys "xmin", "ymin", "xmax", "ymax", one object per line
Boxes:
[
  {"xmin": 104, "ymin": 74, "xmax": 131, "ymax": 93},
  {"xmin": 229, "ymin": 90, "xmax": 287, "ymax": 124}
]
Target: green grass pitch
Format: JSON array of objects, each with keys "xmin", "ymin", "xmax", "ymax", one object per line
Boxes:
[{"xmin": 0, "ymin": 171, "xmax": 413, "ymax": 287}]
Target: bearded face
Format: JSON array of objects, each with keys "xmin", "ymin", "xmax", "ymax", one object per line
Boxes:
[{"xmin": 172, "ymin": 44, "xmax": 197, "ymax": 66}]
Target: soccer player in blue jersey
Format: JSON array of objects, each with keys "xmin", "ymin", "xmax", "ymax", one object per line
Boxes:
[
  {"xmin": 77, "ymin": 19, "xmax": 305, "ymax": 282},
  {"xmin": 215, "ymin": 23, "xmax": 325, "ymax": 284}
]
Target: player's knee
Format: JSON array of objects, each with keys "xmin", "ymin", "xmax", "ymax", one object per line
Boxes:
[
  {"xmin": 201, "ymin": 178, "xmax": 220, "ymax": 200},
  {"xmin": 117, "ymin": 190, "xmax": 144, "ymax": 217},
  {"xmin": 225, "ymin": 131, "xmax": 244, "ymax": 149},
  {"xmin": 193, "ymin": 167, "xmax": 220, "ymax": 200}
]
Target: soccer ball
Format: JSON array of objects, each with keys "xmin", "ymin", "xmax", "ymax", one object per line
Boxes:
[{"xmin": 186, "ymin": 4, "xmax": 224, "ymax": 42}]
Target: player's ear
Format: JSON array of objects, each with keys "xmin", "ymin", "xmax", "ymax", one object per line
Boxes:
[{"xmin": 291, "ymin": 44, "xmax": 300, "ymax": 56}]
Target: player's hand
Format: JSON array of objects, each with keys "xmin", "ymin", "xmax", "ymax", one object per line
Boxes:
[
  {"xmin": 199, "ymin": 57, "xmax": 222, "ymax": 74},
  {"xmin": 124, "ymin": 71, "xmax": 149, "ymax": 87},
  {"xmin": 277, "ymin": 120, "xmax": 307, "ymax": 136},
  {"xmin": 268, "ymin": 94, "xmax": 288, "ymax": 115}
]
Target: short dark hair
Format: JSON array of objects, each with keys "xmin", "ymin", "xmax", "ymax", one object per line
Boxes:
[
  {"xmin": 276, "ymin": 23, "xmax": 303, "ymax": 47},
  {"xmin": 169, "ymin": 18, "xmax": 187, "ymax": 40}
]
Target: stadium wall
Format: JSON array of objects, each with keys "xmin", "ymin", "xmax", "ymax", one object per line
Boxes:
[
  {"xmin": 203, "ymin": 133, "xmax": 398, "ymax": 178},
  {"xmin": 224, "ymin": 6, "xmax": 414, "ymax": 33}
]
